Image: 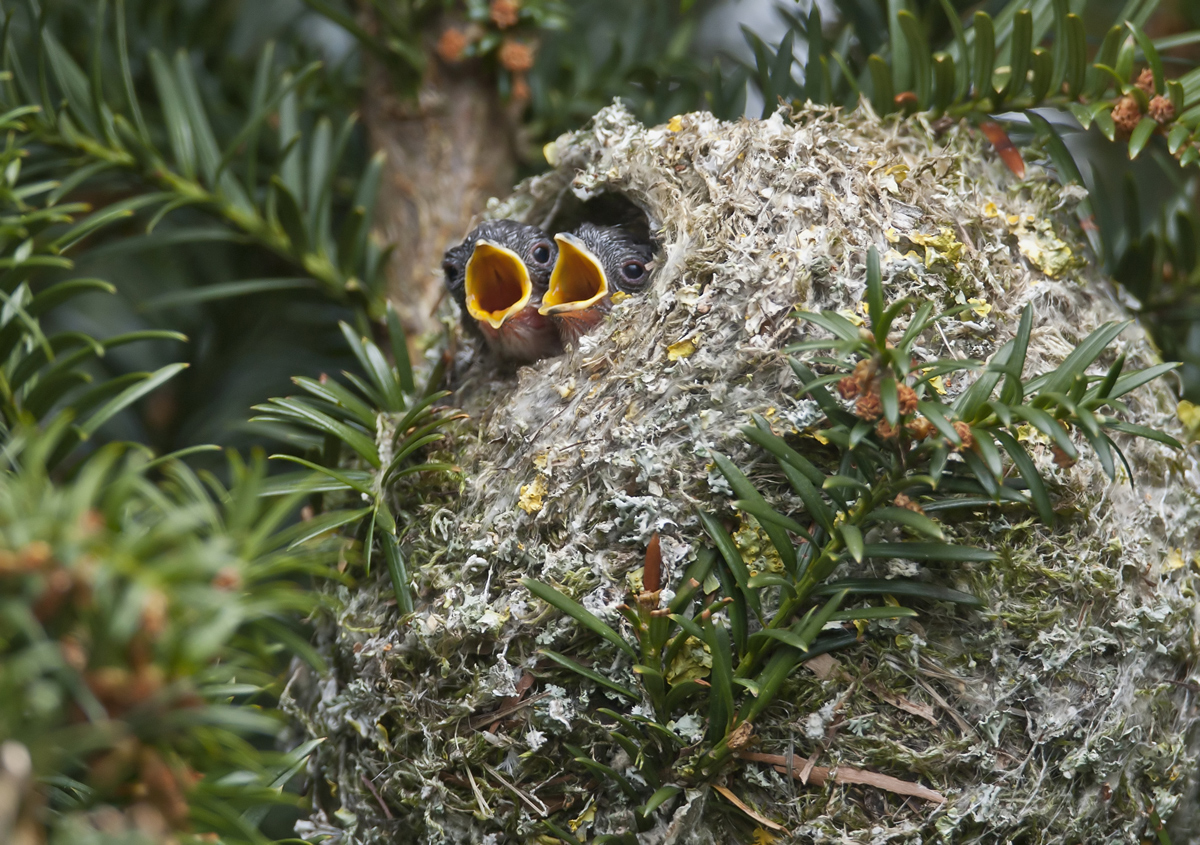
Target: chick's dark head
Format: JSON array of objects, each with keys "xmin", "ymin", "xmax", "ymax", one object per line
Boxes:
[
  {"xmin": 442, "ymin": 219, "xmax": 560, "ymax": 362},
  {"xmin": 574, "ymin": 222, "xmax": 654, "ymax": 294},
  {"xmin": 442, "ymin": 220, "xmax": 556, "ymax": 316},
  {"xmin": 538, "ymin": 223, "xmax": 654, "ymax": 343}
]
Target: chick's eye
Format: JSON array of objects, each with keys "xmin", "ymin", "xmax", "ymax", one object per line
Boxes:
[
  {"xmin": 621, "ymin": 260, "xmax": 646, "ymax": 283},
  {"xmin": 530, "ymin": 243, "xmax": 552, "ymax": 264}
]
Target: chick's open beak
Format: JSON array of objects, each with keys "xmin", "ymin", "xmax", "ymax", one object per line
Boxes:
[
  {"xmin": 538, "ymin": 233, "xmax": 608, "ymax": 316},
  {"xmin": 465, "ymin": 239, "xmax": 533, "ymax": 329}
]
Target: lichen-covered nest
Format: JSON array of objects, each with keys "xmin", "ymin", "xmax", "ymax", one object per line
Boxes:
[{"xmin": 289, "ymin": 103, "xmax": 1200, "ymax": 844}]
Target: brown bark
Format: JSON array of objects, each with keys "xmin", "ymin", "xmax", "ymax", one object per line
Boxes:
[{"xmin": 362, "ymin": 50, "xmax": 518, "ymax": 338}]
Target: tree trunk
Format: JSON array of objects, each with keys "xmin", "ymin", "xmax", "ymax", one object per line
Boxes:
[
  {"xmin": 292, "ymin": 104, "xmax": 1200, "ymax": 844},
  {"xmin": 361, "ymin": 48, "xmax": 518, "ymax": 338}
]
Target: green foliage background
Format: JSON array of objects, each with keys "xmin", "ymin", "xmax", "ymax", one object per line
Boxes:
[{"xmin": 0, "ymin": 0, "xmax": 1197, "ymax": 842}]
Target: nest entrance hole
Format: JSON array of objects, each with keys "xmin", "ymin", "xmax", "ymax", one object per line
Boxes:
[{"xmin": 537, "ymin": 191, "xmax": 654, "ymax": 247}]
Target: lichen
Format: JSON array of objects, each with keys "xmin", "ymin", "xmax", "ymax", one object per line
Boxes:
[{"xmin": 288, "ymin": 102, "xmax": 1200, "ymax": 844}]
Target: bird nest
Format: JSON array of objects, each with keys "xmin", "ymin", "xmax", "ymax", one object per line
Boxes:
[{"xmin": 289, "ymin": 102, "xmax": 1200, "ymax": 844}]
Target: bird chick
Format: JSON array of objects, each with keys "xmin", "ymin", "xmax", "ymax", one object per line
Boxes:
[
  {"xmin": 442, "ymin": 220, "xmax": 562, "ymax": 363},
  {"xmin": 538, "ymin": 223, "xmax": 653, "ymax": 345}
]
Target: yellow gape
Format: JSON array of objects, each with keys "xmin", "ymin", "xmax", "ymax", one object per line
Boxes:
[
  {"xmin": 465, "ymin": 240, "xmax": 533, "ymax": 329},
  {"xmin": 539, "ymin": 233, "xmax": 608, "ymax": 315}
]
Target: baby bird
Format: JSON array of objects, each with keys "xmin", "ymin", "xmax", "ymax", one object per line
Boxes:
[
  {"xmin": 537, "ymin": 223, "xmax": 654, "ymax": 345},
  {"xmin": 442, "ymin": 220, "xmax": 562, "ymax": 363}
]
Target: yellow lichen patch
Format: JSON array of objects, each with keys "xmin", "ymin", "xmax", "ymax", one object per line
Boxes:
[
  {"xmin": 518, "ymin": 476, "xmax": 548, "ymax": 514},
  {"xmin": 838, "ymin": 308, "xmax": 865, "ymax": 327},
  {"xmin": 569, "ymin": 801, "xmax": 596, "ymax": 833},
  {"xmin": 611, "ymin": 291, "xmax": 630, "ymax": 304},
  {"xmin": 625, "ymin": 568, "xmax": 644, "ymax": 594},
  {"xmin": 667, "ymin": 115, "xmax": 684, "ymax": 132},
  {"xmin": 1009, "ymin": 217, "xmax": 1076, "ymax": 278},
  {"xmin": 908, "ymin": 227, "xmax": 965, "ymax": 268},
  {"xmin": 967, "ymin": 298, "xmax": 992, "ymax": 318},
  {"xmin": 1178, "ymin": 399, "xmax": 1200, "ymax": 440},
  {"xmin": 554, "ymin": 376, "xmax": 575, "ymax": 399},
  {"xmin": 1166, "ymin": 549, "xmax": 1187, "ymax": 571},
  {"xmin": 983, "ymin": 201, "xmax": 1000, "ymax": 218},
  {"xmin": 884, "ymin": 227, "xmax": 901, "ymax": 243},
  {"xmin": 1016, "ymin": 423, "xmax": 1049, "ymax": 445},
  {"xmin": 733, "ymin": 516, "xmax": 785, "ymax": 576},
  {"xmin": 928, "ymin": 375, "xmax": 947, "ymax": 395},
  {"xmin": 667, "ymin": 337, "xmax": 698, "ymax": 360},
  {"xmin": 877, "ymin": 164, "xmax": 908, "ymax": 194},
  {"xmin": 665, "ymin": 637, "xmax": 712, "ymax": 684},
  {"xmin": 532, "ymin": 452, "xmax": 548, "ymax": 470}
]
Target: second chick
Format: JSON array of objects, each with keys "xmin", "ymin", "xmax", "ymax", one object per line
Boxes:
[{"xmin": 537, "ymin": 223, "xmax": 654, "ymax": 345}]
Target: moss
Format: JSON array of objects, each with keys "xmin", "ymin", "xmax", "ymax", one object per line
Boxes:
[{"xmin": 288, "ymin": 103, "xmax": 1200, "ymax": 844}]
